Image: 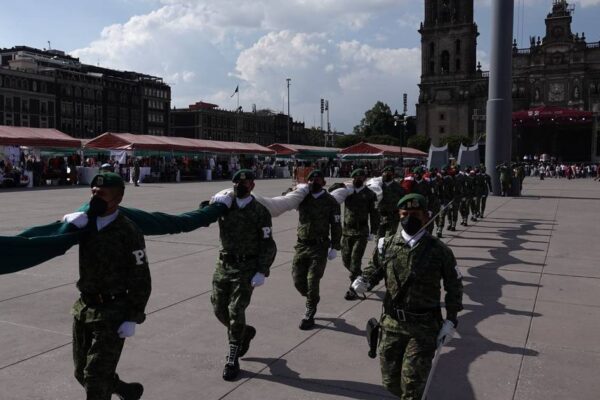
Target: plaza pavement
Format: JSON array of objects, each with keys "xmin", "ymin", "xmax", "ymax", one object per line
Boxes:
[{"xmin": 0, "ymin": 176, "xmax": 599, "ymax": 399}]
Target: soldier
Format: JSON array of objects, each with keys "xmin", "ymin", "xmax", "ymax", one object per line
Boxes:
[
  {"xmin": 62, "ymin": 172, "xmax": 151, "ymax": 400},
  {"xmin": 449, "ymin": 165, "xmax": 465, "ymax": 231},
  {"xmin": 341, "ymin": 168, "xmax": 379, "ymax": 300},
  {"xmin": 459, "ymin": 167, "xmax": 474, "ymax": 226},
  {"xmin": 497, "ymin": 162, "xmax": 511, "ymax": 197},
  {"xmin": 377, "ymin": 165, "xmax": 406, "ymax": 238},
  {"xmin": 132, "ymin": 159, "xmax": 140, "ymax": 187},
  {"xmin": 292, "ymin": 170, "xmax": 342, "ymax": 330},
  {"xmin": 480, "ymin": 166, "xmax": 493, "ymax": 218},
  {"xmin": 436, "ymin": 166, "xmax": 454, "ymax": 238},
  {"xmin": 211, "ymin": 169, "xmax": 277, "ymax": 381},
  {"xmin": 352, "ymin": 193, "xmax": 463, "ymax": 399},
  {"xmin": 426, "ymin": 168, "xmax": 441, "ymax": 234}
]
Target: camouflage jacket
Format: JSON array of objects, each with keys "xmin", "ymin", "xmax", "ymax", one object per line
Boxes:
[
  {"xmin": 343, "ymin": 187, "xmax": 379, "ymax": 237},
  {"xmin": 464, "ymin": 175, "xmax": 476, "ymax": 197},
  {"xmin": 426, "ymin": 177, "xmax": 441, "ymax": 210},
  {"xmin": 377, "ymin": 180, "xmax": 405, "ymax": 225},
  {"xmin": 439, "ymin": 175, "xmax": 455, "ymax": 204},
  {"xmin": 297, "ymin": 192, "xmax": 342, "ymax": 250},
  {"xmin": 474, "ymin": 174, "xmax": 486, "ymax": 196},
  {"xmin": 218, "ymin": 196, "xmax": 277, "ymax": 276},
  {"xmin": 73, "ymin": 214, "xmax": 152, "ymax": 324},
  {"xmin": 497, "ymin": 165, "xmax": 511, "ymax": 183},
  {"xmin": 453, "ymin": 173, "xmax": 466, "ymax": 198},
  {"xmin": 363, "ymin": 233, "xmax": 463, "ymax": 314}
]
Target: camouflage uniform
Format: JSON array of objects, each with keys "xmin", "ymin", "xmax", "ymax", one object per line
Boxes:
[
  {"xmin": 426, "ymin": 175, "xmax": 441, "ymax": 234},
  {"xmin": 480, "ymin": 172, "xmax": 493, "ymax": 217},
  {"xmin": 377, "ymin": 180, "xmax": 405, "ymax": 238},
  {"xmin": 292, "ymin": 192, "xmax": 342, "ymax": 310},
  {"xmin": 436, "ymin": 173, "xmax": 454, "ymax": 237},
  {"xmin": 459, "ymin": 172, "xmax": 474, "ymax": 224},
  {"xmin": 450, "ymin": 172, "xmax": 465, "ymax": 230},
  {"xmin": 211, "ymin": 197, "xmax": 276, "ymax": 345},
  {"xmin": 341, "ymin": 187, "xmax": 379, "ymax": 281},
  {"xmin": 473, "ymin": 172, "xmax": 486, "ymax": 218},
  {"xmin": 72, "ymin": 214, "xmax": 151, "ymax": 400},
  {"xmin": 497, "ymin": 164, "xmax": 511, "ymax": 196},
  {"xmin": 362, "ymin": 233, "xmax": 463, "ymax": 399}
]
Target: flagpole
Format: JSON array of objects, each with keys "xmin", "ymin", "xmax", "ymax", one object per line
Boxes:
[{"xmin": 237, "ymin": 87, "xmax": 240, "ymax": 110}]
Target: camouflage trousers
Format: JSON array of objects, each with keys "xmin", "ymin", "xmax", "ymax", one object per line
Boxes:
[
  {"xmin": 292, "ymin": 242, "xmax": 329, "ymax": 309},
  {"xmin": 459, "ymin": 198, "xmax": 471, "ymax": 221},
  {"xmin": 450, "ymin": 198, "xmax": 462, "ymax": 227},
  {"xmin": 436, "ymin": 203, "xmax": 451, "ymax": 234},
  {"xmin": 73, "ymin": 318, "xmax": 124, "ymax": 400},
  {"xmin": 211, "ymin": 262, "xmax": 255, "ymax": 345},
  {"xmin": 480, "ymin": 195, "xmax": 488, "ymax": 217},
  {"xmin": 472, "ymin": 196, "xmax": 482, "ymax": 217},
  {"xmin": 341, "ymin": 234, "xmax": 368, "ymax": 281},
  {"xmin": 379, "ymin": 314, "xmax": 442, "ymax": 399},
  {"xmin": 500, "ymin": 180, "xmax": 511, "ymax": 196}
]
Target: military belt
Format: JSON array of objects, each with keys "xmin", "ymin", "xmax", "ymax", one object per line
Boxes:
[
  {"xmin": 80, "ymin": 292, "xmax": 127, "ymax": 306},
  {"xmin": 297, "ymin": 238, "xmax": 328, "ymax": 246},
  {"xmin": 389, "ymin": 307, "xmax": 440, "ymax": 323},
  {"xmin": 219, "ymin": 253, "xmax": 257, "ymax": 263}
]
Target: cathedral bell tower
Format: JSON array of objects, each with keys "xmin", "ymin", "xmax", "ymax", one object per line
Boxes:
[{"xmin": 417, "ymin": 0, "xmax": 484, "ymax": 144}]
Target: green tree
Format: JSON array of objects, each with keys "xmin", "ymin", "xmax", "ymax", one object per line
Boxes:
[
  {"xmin": 335, "ymin": 134, "xmax": 363, "ymax": 148},
  {"xmin": 353, "ymin": 101, "xmax": 395, "ymax": 137},
  {"xmin": 366, "ymin": 135, "xmax": 400, "ymax": 146},
  {"xmin": 439, "ymin": 135, "xmax": 472, "ymax": 156},
  {"xmin": 407, "ymin": 134, "xmax": 431, "ymax": 152}
]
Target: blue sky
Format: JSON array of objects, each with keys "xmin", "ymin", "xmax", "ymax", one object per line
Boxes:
[{"xmin": 1, "ymin": 0, "xmax": 599, "ymax": 133}]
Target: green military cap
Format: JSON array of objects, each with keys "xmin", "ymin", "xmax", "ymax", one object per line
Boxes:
[
  {"xmin": 307, "ymin": 169, "xmax": 324, "ymax": 180},
  {"xmin": 351, "ymin": 168, "xmax": 366, "ymax": 177},
  {"xmin": 90, "ymin": 172, "xmax": 124, "ymax": 188},
  {"xmin": 232, "ymin": 169, "xmax": 255, "ymax": 182},
  {"xmin": 412, "ymin": 166, "xmax": 424, "ymax": 174},
  {"xmin": 397, "ymin": 193, "xmax": 427, "ymax": 210},
  {"xmin": 382, "ymin": 165, "xmax": 395, "ymax": 173}
]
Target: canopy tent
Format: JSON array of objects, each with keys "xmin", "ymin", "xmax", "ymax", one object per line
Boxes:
[
  {"xmin": 512, "ymin": 106, "xmax": 593, "ymax": 128},
  {"xmin": 457, "ymin": 144, "xmax": 480, "ymax": 167},
  {"xmin": 428, "ymin": 144, "xmax": 449, "ymax": 170},
  {"xmin": 0, "ymin": 126, "xmax": 81, "ymax": 148},
  {"xmin": 267, "ymin": 143, "xmax": 340, "ymax": 159},
  {"xmin": 84, "ymin": 132, "xmax": 275, "ymax": 155},
  {"xmin": 340, "ymin": 142, "xmax": 427, "ymax": 159}
]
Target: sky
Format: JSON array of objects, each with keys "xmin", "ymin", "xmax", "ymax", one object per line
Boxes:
[{"xmin": 1, "ymin": 0, "xmax": 599, "ymax": 133}]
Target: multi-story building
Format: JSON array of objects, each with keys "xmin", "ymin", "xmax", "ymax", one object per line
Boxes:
[
  {"xmin": 0, "ymin": 46, "xmax": 170, "ymax": 138},
  {"xmin": 170, "ymin": 101, "xmax": 312, "ymax": 146},
  {"xmin": 417, "ymin": 0, "xmax": 600, "ymax": 160}
]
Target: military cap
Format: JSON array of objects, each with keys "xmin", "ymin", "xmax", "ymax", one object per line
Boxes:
[
  {"xmin": 382, "ymin": 165, "xmax": 395, "ymax": 173},
  {"xmin": 232, "ymin": 169, "xmax": 255, "ymax": 182},
  {"xmin": 397, "ymin": 193, "xmax": 427, "ymax": 210},
  {"xmin": 413, "ymin": 166, "xmax": 424, "ymax": 174},
  {"xmin": 90, "ymin": 172, "xmax": 125, "ymax": 188},
  {"xmin": 307, "ymin": 169, "xmax": 324, "ymax": 180},
  {"xmin": 351, "ymin": 168, "xmax": 366, "ymax": 177}
]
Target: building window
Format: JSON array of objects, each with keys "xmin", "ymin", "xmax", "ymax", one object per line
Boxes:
[
  {"xmin": 440, "ymin": 51, "xmax": 450, "ymax": 74},
  {"xmin": 439, "ymin": 126, "xmax": 445, "ymax": 134},
  {"xmin": 429, "ymin": 61, "xmax": 435, "ymax": 75},
  {"xmin": 456, "ymin": 58, "xmax": 461, "ymax": 71},
  {"xmin": 455, "ymin": 39, "xmax": 461, "ymax": 53},
  {"xmin": 439, "ymin": 113, "xmax": 445, "ymax": 121},
  {"xmin": 429, "ymin": 42, "xmax": 435, "ymax": 57}
]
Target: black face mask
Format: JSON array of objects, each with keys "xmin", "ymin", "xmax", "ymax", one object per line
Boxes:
[
  {"xmin": 309, "ymin": 182, "xmax": 323, "ymax": 193},
  {"xmin": 234, "ymin": 184, "xmax": 250, "ymax": 198},
  {"xmin": 354, "ymin": 179, "xmax": 364, "ymax": 188},
  {"xmin": 401, "ymin": 214, "xmax": 423, "ymax": 236},
  {"xmin": 383, "ymin": 174, "xmax": 393, "ymax": 182},
  {"xmin": 87, "ymin": 196, "xmax": 108, "ymax": 218}
]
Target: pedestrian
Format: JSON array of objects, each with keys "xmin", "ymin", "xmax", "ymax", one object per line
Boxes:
[
  {"xmin": 132, "ymin": 159, "xmax": 140, "ymax": 186},
  {"xmin": 377, "ymin": 165, "xmax": 406, "ymax": 238},
  {"xmin": 341, "ymin": 168, "xmax": 379, "ymax": 300},
  {"xmin": 479, "ymin": 166, "xmax": 493, "ymax": 218},
  {"xmin": 352, "ymin": 193, "xmax": 463, "ymax": 399},
  {"xmin": 292, "ymin": 170, "xmax": 342, "ymax": 330},
  {"xmin": 210, "ymin": 169, "xmax": 277, "ymax": 381},
  {"xmin": 62, "ymin": 172, "xmax": 151, "ymax": 400}
]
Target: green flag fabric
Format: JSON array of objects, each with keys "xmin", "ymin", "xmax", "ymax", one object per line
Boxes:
[{"xmin": 0, "ymin": 203, "xmax": 228, "ymax": 275}]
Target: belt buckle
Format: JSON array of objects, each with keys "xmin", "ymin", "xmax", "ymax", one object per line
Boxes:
[{"xmin": 396, "ymin": 309, "xmax": 406, "ymax": 322}]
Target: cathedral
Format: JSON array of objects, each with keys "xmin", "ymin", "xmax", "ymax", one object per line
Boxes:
[{"xmin": 416, "ymin": 0, "xmax": 600, "ymax": 162}]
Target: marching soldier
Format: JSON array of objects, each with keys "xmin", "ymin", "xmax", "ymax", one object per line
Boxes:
[
  {"xmin": 426, "ymin": 168, "xmax": 441, "ymax": 234},
  {"xmin": 497, "ymin": 162, "xmax": 511, "ymax": 197},
  {"xmin": 211, "ymin": 169, "xmax": 277, "ymax": 381},
  {"xmin": 63, "ymin": 172, "xmax": 151, "ymax": 400},
  {"xmin": 377, "ymin": 165, "xmax": 406, "ymax": 238},
  {"xmin": 460, "ymin": 167, "xmax": 474, "ymax": 226},
  {"xmin": 342, "ymin": 168, "xmax": 379, "ymax": 300},
  {"xmin": 480, "ymin": 166, "xmax": 493, "ymax": 218},
  {"xmin": 352, "ymin": 193, "xmax": 463, "ymax": 399},
  {"xmin": 436, "ymin": 166, "xmax": 454, "ymax": 238},
  {"xmin": 449, "ymin": 165, "xmax": 465, "ymax": 231},
  {"xmin": 472, "ymin": 168, "xmax": 485, "ymax": 219},
  {"xmin": 292, "ymin": 170, "xmax": 342, "ymax": 330}
]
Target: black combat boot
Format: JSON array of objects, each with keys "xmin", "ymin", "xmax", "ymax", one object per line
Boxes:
[
  {"xmin": 114, "ymin": 379, "xmax": 144, "ymax": 400},
  {"xmin": 222, "ymin": 344, "xmax": 241, "ymax": 381},
  {"xmin": 239, "ymin": 325, "xmax": 256, "ymax": 357},
  {"xmin": 299, "ymin": 305, "xmax": 317, "ymax": 330},
  {"xmin": 344, "ymin": 286, "xmax": 360, "ymax": 301},
  {"xmin": 436, "ymin": 230, "xmax": 443, "ymax": 238}
]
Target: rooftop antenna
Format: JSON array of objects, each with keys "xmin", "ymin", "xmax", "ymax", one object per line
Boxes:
[{"xmin": 47, "ymin": 41, "xmax": 51, "ymax": 50}]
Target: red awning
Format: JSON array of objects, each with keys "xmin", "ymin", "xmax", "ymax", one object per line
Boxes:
[
  {"xmin": 340, "ymin": 142, "xmax": 427, "ymax": 157},
  {"xmin": 513, "ymin": 106, "xmax": 593, "ymax": 127},
  {"xmin": 0, "ymin": 126, "xmax": 81, "ymax": 148},
  {"xmin": 84, "ymin": 133, "xmax": 275, "ymax": 155},
  {"xmin": 268, "ymin": 143, "xmax": 340, "ymax": 156}
]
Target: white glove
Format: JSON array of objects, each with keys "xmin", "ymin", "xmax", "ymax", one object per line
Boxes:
[
  {"xmin": 211, "ymin": 194, "xmax": 233, "ymax": 208},
  {"xmin": 117, "ymin": 321, "xmax": 136, "ymax": 338},
  {"xmin": 295, "ymin": 183, "xmax": 309, "ymax": 195},
  {"xmin": 351, "ymin": 276, "xmax": 369, "ymax": 295},
  {"xmin": 436, "ymin": 320, "xmax": 457, "ymax": 346},
  {"xmin": 62, "ymin": 212, "xmax": 89, "ymax": 229},
  {"xmin": 327, "ymin": 248, "xmax": 337, "ymax": 260},
  {"xmin": 367, "ymin": 234, "xmax": 375, "ymax": 241},
  {"xmin": 251, "ymin": 272, "xmax": 266, "ymax": 287}
]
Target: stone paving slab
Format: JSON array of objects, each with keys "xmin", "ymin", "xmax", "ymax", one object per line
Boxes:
[{"xmin": 1, "ymin": 176, "xmax": 599, "ymax": 399}]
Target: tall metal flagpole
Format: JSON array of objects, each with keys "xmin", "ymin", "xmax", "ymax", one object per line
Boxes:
[
  {"xmin": 485, "ymin": 0, "xmax": 514, "ymax": 195},
  {"xmin": 287, "ymin": 78, "xmax": 291, "ymax": 144}
]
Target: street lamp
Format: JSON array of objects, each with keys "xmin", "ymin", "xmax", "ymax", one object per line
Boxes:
[
  {"xmin": 286, "ymin": 78, "xmax": 291, "ymax": 144},
  {"xmin": 393, "ymin": 111, "xmax": 406, "ymax": 166}
]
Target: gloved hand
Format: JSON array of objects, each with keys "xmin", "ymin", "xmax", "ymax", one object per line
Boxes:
[
  {"xmin": 211, "ymin": 194, "xmax": 233, "ymax": 208},
  {"xmin": 295, "ymin": 183, "xmax": 309, "ymax": 195},
  {"xmin": 62, "ymin": 212, "xmax": 89, "ymax": 229},
  {"xmin": 367, "ymin": 233, "xmax": 375, "ymax": 241},
  {"xmin": 351, "ymin": 276, "xmax": 369, "ymax": 295},
  {"xmin": 117, "ymin": 321, "xmax": 136, "ymax": 338},
  {"xmin": 327, "ymin": 248, "xmax": 337, "ymax": 260},
  {"xmin": 436, "ymin": 319, "xmax": 457, "ymax": 346},
  {"xmin": 251, "ymin": 272, "xmax": 266, "ymax": 287}
]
